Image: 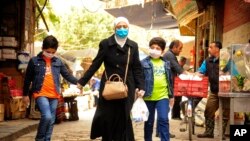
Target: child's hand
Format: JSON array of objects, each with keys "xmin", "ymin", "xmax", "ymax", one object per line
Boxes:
[
  {"xmin": 22, "ymin": 96, "xmax": 30, "ymax": 107},
  {"xmin": 169, "ymin": 98, "xmax": 174, "ymax": 108},
  {"xmin": 77, "ymin": 83, "xmax": 83, "ymax": 94}
]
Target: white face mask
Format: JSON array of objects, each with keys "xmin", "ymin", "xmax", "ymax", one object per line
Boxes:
[
  {"xmin": 149, "ymin": 49, "xmax": 162, "ymax": 59},
  {"xmin": 43, "ymin": 51, "xmax": 54, "ymax": 58}
]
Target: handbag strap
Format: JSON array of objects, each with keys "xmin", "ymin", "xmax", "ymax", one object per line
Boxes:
[
  {"xmin": 124, "ymin": 47, "xmax": 130, "ymax": 83},
  {"xmin": 105, "ymin": 47, "xmax": 131, "ymax": 82}
]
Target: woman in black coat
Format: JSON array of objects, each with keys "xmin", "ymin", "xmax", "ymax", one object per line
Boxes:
[{"xmin": 78, "ymin": 17, "xmax": 145, "ymax": 141}]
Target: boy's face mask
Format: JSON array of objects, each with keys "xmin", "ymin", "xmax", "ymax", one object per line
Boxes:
[
  {"xmin": 149, "ymin": 49, "xmax": 162, "ymax": 59},
  {"xmin": 43, "ymin": 51, "xmax": 54, "ymax": 58}
]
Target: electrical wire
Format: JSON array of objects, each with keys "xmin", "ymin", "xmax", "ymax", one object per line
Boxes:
[
  {"xmin": 36, "ymin": 0, "xmax": 48, "ymax": 20},
  {"xmin": 81, "ymin": 0, "xmax": 103, "ymax": 13}
]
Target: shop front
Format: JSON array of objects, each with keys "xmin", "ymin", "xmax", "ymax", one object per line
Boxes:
[
  {"xmin": 0, "ymin": 0, "xmax": 36, "ymax": 121},
  {"xmin": 168, "ymin": 0, "xmax": 250, "ymax": 139}
]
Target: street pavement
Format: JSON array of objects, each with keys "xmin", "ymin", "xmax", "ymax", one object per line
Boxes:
[{"xmin": 12, "ymin": 108, "xmax": 229, "ymax": 141}]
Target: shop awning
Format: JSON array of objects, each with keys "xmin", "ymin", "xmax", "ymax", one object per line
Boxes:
[
  {"xmin": 169, "ymin": 0, "xmax": 200, "ymax": 26},
  {"xmin": 168, "ymin": 0, "xmax": 203, "ymax": 36},
  {"xmin": 179, "ymin": 19, "xmax": 196, "ymax": 36},
  {"xmin": 105, "ymin": 1, "xmax": 178, "ymax": 30}
]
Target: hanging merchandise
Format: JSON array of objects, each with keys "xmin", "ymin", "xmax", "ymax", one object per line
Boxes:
[
  {"xmin": 17, "ymin": 51, "xmax": 30, "ymax": 72},
  {"xmin": 198, "ymin": 49, "xmax": 205, "ymax": 67},
  {"xmin": 190, "ymin": 49, "xmax": 195, "ymax": 69}
]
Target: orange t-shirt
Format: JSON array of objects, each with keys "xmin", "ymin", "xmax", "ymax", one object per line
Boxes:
[{"xmin": 33, "ymin": 57, "xmax": 60, "ymax": 99}]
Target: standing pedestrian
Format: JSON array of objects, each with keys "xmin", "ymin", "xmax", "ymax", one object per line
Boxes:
[
  {"xmin": 141, "ymin": 37, "xmax": 174, "ymax": 141},
  {"xmin": 163, "ymin": 40, "xmax": 187, "ymax": 120},
  {"xmin": 22, "ymin": 35, "xmax": 78, "ymax": 141},
  {"xmin": 77, "ymin": 16, "xmax": 145, "ymax": 141},
  {"xmin": 197, "ymin": 41, "xmax": 229, "ymax": 140}
]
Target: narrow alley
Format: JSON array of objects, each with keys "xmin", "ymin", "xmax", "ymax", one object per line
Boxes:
[{"xmin": 14, "ymin": 108, "xmax": 229, "ymax": 141}]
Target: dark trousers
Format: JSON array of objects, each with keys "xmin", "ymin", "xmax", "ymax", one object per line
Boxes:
[
  {"xmin": 93, "ymin": 95, "xmax": 98, "ymax": 107},
  {"xmin": 144, "ymin": 99, "xmax": 170, "ymax": 141},
  {"xmin": 171, "ymin": 96, "xmax": 182, "ymax": 119},
  {"xmin": 204, "ymin": 93, "xmax": 229, "ymax": 135},
  {"xmin": 205, "ymin": 93, "xmax": 229, "ymax": 119}
]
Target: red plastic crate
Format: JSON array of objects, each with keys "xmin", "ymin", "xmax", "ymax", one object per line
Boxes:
[
  {"xmin": 10, "ymin": 89, "xmax": 23, "ymax": 97},
  {"xmin": 174, "ymin": 77, "xmax": 208, "ymax": 98}
]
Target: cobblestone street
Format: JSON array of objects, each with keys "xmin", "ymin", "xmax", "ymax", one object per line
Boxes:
[{"xmin": 14, "ymin": 108, "xmax": 229, "ymax": 141}]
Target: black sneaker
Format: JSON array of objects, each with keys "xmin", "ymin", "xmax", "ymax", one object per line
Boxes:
[
  {"xmin": 155, "ymin": 132, "xmax": 159, "ymax": 137},
  {"xmin": 156, "ymin": 132, "xmax": 175, "ymax": 138},
  {"xmin": 172, "ymin": 117, "xmax": 182, "ymax": 120},
  {"xmin": 170, "ymin": 133, "xmax": 175, "ymax": 138},
  {"xmin": 197, "ymin": 133, "xmax": 214, "ymax": 138}
]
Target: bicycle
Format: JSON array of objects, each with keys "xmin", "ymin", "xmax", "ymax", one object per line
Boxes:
[
  {"xmin": 174, "ymin": 76, "xmax": 208, "ymax": 141},
  {"xmin": 179, "ymin": 97, "xmax": 202, "ymax": 140}
]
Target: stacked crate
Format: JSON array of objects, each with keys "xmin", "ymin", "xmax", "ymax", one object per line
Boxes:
[{"xmin": 0, "ymin": 74, "xmax": 26, "ymax": 120}]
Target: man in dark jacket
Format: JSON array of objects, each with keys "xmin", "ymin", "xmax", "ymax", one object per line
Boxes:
[
  {"xmin": 163, "ymin": 40, "xmax": 187, "ymax": 120},
  {"xmin": 197, "ymin": 41, "xmax": 229, "ymax": 140},
  {"xmin": 162, "ymin": 40, "xmax": 188, "ymax": 138}
]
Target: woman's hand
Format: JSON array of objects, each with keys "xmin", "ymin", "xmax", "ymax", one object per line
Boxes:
[{"xmin": 135, "ymin": 88, "xmax": 145, "ymax": 98}]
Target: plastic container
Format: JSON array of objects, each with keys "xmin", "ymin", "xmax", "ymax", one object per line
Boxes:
[
  {"xmin": 219, "ymin": 44, "xmax": 250, "ymax": 93},
  {"xmin": 174, "ymin": 77, "xmax": 208, "ymax": 97}
]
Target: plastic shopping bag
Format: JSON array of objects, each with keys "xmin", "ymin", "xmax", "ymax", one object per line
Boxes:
[{"xmin": 131, "ymin": 97, "xmax": 149, "ymax": 122}]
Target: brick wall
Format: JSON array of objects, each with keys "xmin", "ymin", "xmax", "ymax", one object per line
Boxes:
[
  {"xmin": 223, "ymin": 0, "xmax": 250, "ymax": 33},
  {"xmin": 223, "ymin": 22, "xmax": 250, "ymax": 47},
  {"xmin": 223, "ymin": 0, "xmax": 250, "ymax": 47}
]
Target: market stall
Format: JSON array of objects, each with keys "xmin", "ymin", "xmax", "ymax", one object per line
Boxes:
[
  {"xmin": 62, "ymin": 84, "xmax": 93, "ymax": 121},
  {"xmin": 218, "ymin": 43, "xmax": 250, "ymax": 140}
]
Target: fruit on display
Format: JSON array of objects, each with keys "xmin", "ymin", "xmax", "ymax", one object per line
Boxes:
[{"xmin": 235, "ymin": 50, "xmax": 243, "ymax": 57}]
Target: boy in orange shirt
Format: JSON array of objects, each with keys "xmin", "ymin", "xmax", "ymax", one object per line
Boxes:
[{"xmin": 23, "ymin": 35, "xmax": 78, "ymax": 141}]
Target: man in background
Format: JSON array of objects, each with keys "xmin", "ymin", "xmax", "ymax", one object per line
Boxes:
[
  {"xmin": 163, "ymin": 40, "xmax": 188, "ymax": 120},
  {"xmin": 178, "ymin": 56, "xmax": 187, "ymax": 69},
  {"xmin": 89, "ymin": 77, "xmax": 100, "ymax": 107}
]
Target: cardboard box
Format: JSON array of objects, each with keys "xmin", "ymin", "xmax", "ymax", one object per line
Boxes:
[
  {"xmin": 10, "ymin": 97, "xmax": 26, "ymax": 119},
  {"xmin": 0, "ymin": 104, "xmax": 4, "ymax": 121},
  {"xmin": 2, "ymin": 37, "xmax": 16, "ymax": 42},
  {"xmin": 2, "ymin": 48, "xmax": 16, "ymax": 54}
]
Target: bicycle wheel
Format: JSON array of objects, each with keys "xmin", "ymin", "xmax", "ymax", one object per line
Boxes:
[{"xmin": 188, "ymin": 117, "xmax": 193, "ymax": 140}]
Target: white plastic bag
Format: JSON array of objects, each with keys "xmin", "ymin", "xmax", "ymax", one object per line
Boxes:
[{"xmin": 131, "ymin": 97, "xmax": 149, "ymax": 122}]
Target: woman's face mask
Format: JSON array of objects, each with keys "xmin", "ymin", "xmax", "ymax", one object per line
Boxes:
[
  {"xmin": 149, "ymin": 48, "xmax": 162, "ymax": 59},
  {"xmin": 43, "ymin": 51, "xmax": 54, "ymax": 58},
  {"xmin": 115, "ymin": 28, "xmax": 129, "ymax": 38}
]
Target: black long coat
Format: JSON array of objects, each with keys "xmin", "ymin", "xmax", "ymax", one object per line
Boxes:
[{"xmin": 78, "ymin": 34, "xmax": 144, "ymax": 141}]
